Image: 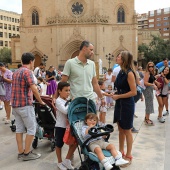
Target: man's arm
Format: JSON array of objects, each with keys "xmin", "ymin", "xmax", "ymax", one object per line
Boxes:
[{"xmin": 30, "ymin": 84, "xmax": 45, "ymax": 105}]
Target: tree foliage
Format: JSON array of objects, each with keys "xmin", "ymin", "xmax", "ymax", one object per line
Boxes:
[
  {"xmin": 0, "ymin": 47, "xmax": 11, "ymax": 64},
  {"xmin": 138, "ymin": 35, "xmax": 170, "ymax": 64}
]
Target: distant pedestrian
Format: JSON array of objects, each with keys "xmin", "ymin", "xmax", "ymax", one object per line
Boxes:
[
  {"xmin": 46, "ymin": 65, "xmax": 57, "ymax": 98},
  {"xmin": 0, "ymin": 62, "xmax": 13, "ymax": 124}
]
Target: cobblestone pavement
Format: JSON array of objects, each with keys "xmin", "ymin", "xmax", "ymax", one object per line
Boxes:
[{"xmin": 0, "ymin": 95, "xmax": 169, "ymax": 170}]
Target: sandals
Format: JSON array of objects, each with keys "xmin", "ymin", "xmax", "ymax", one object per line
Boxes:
[{"xmin": 144, "ymin": 117, "xmax": 154, "ymax": 126}]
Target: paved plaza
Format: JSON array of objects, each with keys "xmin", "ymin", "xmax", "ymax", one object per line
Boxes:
[{"xmin": 0, "ymin": 95, "xmax": 170, "ymax": 170}]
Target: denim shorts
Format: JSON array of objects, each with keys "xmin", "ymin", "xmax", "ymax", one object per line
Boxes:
[{"xmin": 12, "ymin": 106, "xmax": 36, "ymax": 135}]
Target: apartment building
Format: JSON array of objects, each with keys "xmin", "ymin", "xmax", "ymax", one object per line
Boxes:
[
  {"xmin": 0, "ymin": 9, "xmax": 20, "ymax": 49},
  {"xmin": 148, "ymin": 7, "xmax": 170, "ymax": 40},
  {"xmin": 137, "ymin": 13, "xmax": 148, "ymax": 30}
]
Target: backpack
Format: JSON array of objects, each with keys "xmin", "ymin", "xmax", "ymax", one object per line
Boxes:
[{"xmin": 156, "ymin": 76, "xmax": 164, "ymax": 90}]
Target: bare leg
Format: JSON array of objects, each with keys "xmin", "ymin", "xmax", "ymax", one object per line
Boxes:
[
  {"xmin": 100, "ymin": 112, "xmax": 106, "ymax": 124},
  {"xmin": 124, "ymin": 129, "xmax": 133, "ymax": 157},
  {"xmin": 94, "ymin": 147, "xmax": 105, "ymax": 161},
  {"xmin": 156, "ymin": 96, "xmax": 163, "ymax": 117},
  {"xmin": 163, "ymin": 97, "xmax": 168, "ymax": 111},
  {"xmin": 4, "ymin": 101, "xmax": 11, "ymax": 119},
  {"xmin": 65, "ymin": 144, "xmax": 77, "ymax": 159},
  {"xmin": 24, "ymin": 135, "xmax": 34, "ymax": 154},
  {"xmin": 106, "ymin": 143, "xmax": 118, "ymax": 158},
  {"xmin": 118, "ymin": 124, "xmax": 125, "ymax": 154},
  {"xmin": 56, "ymin": 147, "xmax": 62, "ymax": 163},
  {"xmin": 16, "ymin": 133, "xmax": 24, "ymax": 154}
]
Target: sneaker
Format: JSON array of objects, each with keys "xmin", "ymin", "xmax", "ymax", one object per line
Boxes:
[
  {"xmin": 131, "ymin": 127, "xmax": 139, "ymax": 133},
  {"xmin": 163, "ymin": 111, "xmax": 169, "ymax": 116},
  {"xmin": 22, "ymin": 151, "xmax": 41, "ymax": 161},
  {"xmin": 57, "ymin": 162, "xmax": 67, "ymax": 170},
  {"xmin": 5, "ymin": 119, "xmax": 11, "ymax": 124},
  {"xmin": 158, "ymin": 117, "xmax": 165, "ymax": 123},
  {"xmin": 18, "ymin": 153, "xmax": 24, "ymax": 160},
  {"xmin": 103, "ymin": 161, "xmax": 113, "ymax": 170},
  {"xmin": 115, "ymin": 157, "xmax": 129, "ymax": 166},
  {"xmin": 0, "ymin": 105, "xmax": 3, "ymax": 110},
  {"xmin": 62, "ymin": 159, "xmax": 74, "ymax": 170}
]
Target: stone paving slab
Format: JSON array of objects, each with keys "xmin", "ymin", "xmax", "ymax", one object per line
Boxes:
[{"xmin": 0, "ymin": 96, "xmax": 169, "ymax": 170}]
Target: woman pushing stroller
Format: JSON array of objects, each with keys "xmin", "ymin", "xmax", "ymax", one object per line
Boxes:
[{"xmin": 82, "ymin": 113, "xmax": 129, "ymax": 170}]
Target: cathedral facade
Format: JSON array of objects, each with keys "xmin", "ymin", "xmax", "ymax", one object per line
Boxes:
[{"xmin": 11, "ymin": 0, "xmax": 138, "ymax": 69}]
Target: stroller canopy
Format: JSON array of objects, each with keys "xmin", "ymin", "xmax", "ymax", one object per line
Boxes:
[{"xmin": 67, "ymin": 97, "xmax": 96, "ymax": 124}]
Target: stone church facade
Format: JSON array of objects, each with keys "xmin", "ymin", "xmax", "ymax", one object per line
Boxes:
[{"xmin": 11, "ymin": 0, "xmax": 138, "ymax": 70}]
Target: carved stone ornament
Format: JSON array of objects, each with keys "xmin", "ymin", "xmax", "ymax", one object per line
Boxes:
[{"xmin": 46, "ymin": 14, "xmax": 109, "ymax": 25}]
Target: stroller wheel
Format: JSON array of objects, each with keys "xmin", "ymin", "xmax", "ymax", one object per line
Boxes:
[
  {"xmin": 51, "ymin": 141, "xmax": 55, "ymax": 151},
  {"xmin": 10, "ymin": 125, "xmax": 16, "ymax": 132},
  {"xmin": 32, "ymin": 138, "xmax": 38, "ymax": 149},
  {"xmin": 79, "ymin": 163, "xmax": 89, "ymax": 170}
]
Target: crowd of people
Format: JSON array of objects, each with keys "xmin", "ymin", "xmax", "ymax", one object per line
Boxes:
[{"xmin": 0, "ymin": 40, "xmax": 169, "ymax": 170}]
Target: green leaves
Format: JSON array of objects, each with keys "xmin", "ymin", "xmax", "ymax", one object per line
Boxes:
[
  {"xmin": 0, "ymin": 47, "xmax": 11, "ymax": 63},
  {"xmin": 138, "ymin": 35, "xmax": 170, "ymax": 64}
]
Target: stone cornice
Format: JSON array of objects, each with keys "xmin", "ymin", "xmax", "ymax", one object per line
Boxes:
[{"xmin": 46, "ymin": 14, "xmax": 109, "ymax": 25}]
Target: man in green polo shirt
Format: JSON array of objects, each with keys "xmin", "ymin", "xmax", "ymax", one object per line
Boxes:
[{"xmin": 60, "ymin": 40, "xmax": 104, "ymax": 104}]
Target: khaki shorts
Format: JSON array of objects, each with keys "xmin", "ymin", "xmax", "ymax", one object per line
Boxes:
[
  {"xmin": 88, "ymin": 139, "xmax": 109, "ymax": 152},
  {"xmin": 12, "ymin": 106, "xmax": 36, "ymax": 135}
]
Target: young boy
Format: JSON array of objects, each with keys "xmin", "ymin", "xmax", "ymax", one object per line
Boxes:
[{"xmin": 82, "ymin": 113, "xmax": 129, "ymax": 170}]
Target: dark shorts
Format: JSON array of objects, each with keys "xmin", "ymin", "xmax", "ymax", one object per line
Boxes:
[
  {"xmin": 158, "ymin": 94, "xmax": 168, "ymax": 97},
  {"xmin": 55, "ymin": 127, "xmax": 66, "ymax": 148}
]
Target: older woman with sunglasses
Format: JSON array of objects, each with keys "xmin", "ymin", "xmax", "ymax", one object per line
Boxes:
[
  {"xmin": 143, "ymin": 62, "xmax": 159, "ymax": 125},
  {"xmin": 0, "ymin": 62, "xmax": 13, "ymax": 124}
]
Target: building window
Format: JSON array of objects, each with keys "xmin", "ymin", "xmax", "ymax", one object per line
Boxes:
[
  {"xmin": 4, "ymin": 24, "xmax": 7, "ymax": 29},
  {"xmin": 0, "ymin": 23, "xmax": 3, "ymax": 29},
  {"xmin": 5, "ymin": 41, "xmax": 8, "ymax": 47},
  {"xmin": 164, "ymin": 17, "xmax": 169, "ymax": 20},
  {"xmin": 117, "ymin": 7, "xmax": 125, "ymax": 23},
  {"xmin": 17, "ymin": 26, "xmax": 19, "ymax": 31},
  {"xmin": 4, "ymin": 32, "xmax": 7, "ymax": 38},
  {"xmin": 150, "ymin": 10, "xmax": 154, "ymax": 16},
  {"xmin": 163, "ymin": 33, "xmax": 169, "ymax": 36},
  {"xmin": 8, "ymin": 25, "xmax": 11, "ymax": 30},
  {"xmin": 164, "ymin": 22, "xmax": 169, "ymax": 26},
  {"xmin": 12, "ymin": 18, "xmax": 14, "ymax": 22},
  {"xmin": 13, "ymin": 25, "xmax": 15, "ymax": 31},
  {"xmin": 0, "ymin": 15, "xmax": 3, "ymax": 20},
  {"xmin": 157, "ymin": 9, "xmax": 161, "ymax": 15},
  {"xmin": 163, "ymin": 27, "xmax": 169, "ymax": 31},
  {"xmin": 9, "ymin": 33, "xmax": 11, "ymax": 38},
  {"xmin": 0, "ymin": 32, "xmax": 3, "ymax": 37},
  {"xmin": 157, "ymin": 23, "xmax": 161, "ymax": 26},
  {"xmin": 149, "ymin": 19, "xmax": 154, "ymax": 22},
  {"xmin": 149, "ymin": 24, "xmax": 154, "ymax": 28},
  {"xmin": 164, "ymin": 7, "xmax": 170, "ymax": 14},
  {"xmin": 32, "ymin": 10, "xmax": 39, "ymax": 25},
  {"xmin": 157, "ymin": 18, "xmax": 161, "ymax": 21},
  {"xmin": 0, "ymin": 41, "xmax": 3, "ymax": 46}
]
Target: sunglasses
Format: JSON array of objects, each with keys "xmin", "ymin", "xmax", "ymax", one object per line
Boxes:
[{"xmin": 148, "ymin": 66, "xmax": 154, "ymax": 68}]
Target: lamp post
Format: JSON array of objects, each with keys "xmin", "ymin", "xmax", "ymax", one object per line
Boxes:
[
  {"xmin": 41, "ymin": 54, "xmax": 48, "ymax": 66},
  {"xmin": 106, "ymin": 53, "xmax": 114, "ymax": 68}
]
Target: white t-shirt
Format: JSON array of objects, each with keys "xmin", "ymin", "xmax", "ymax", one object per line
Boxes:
[
  {"xmin": 55, "ymin": 97, "xmax": 69, "ymax": 128},
  {"xmin": 34, "ymin": 67, "xmax": 41, "ymax": 77},
  {"xmin": 112, "ymin": 66, "xmax": 121, "ymax": 77}
]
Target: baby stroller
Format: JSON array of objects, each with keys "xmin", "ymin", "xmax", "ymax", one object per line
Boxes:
[
  {"xmin": 32, "ymin": 95, "xmax": 57, "ymax": 151},
  {"xmin": 67, "ymin": 97, "xmax": 121, "ymax": 170}
]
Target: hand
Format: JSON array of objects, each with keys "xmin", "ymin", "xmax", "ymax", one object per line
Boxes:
[
  {"xmin": 112, "ymin": 94, "xmax": 119, "ymax": 100},
  {"xmin": 161, "ymin": 72, "xmax": 165, "ymax": 77},
  {"xmin": 153, "ymin": 85, "xmax": 158, "ymax": 91},
  {"xmin": 40, "ymin": 101, "xmax": 46, "ymax": 105}
]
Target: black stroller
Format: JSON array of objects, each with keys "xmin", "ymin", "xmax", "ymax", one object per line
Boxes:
[
  {"xmin": 32, "ymin": 95, "xmax": 57, "ymax": 151},
  {"xmin": 67, "ymin": 97, "xmax": 121, "ymax": 170}
]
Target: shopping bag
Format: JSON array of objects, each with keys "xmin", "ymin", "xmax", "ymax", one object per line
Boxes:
[
  {"xmin": 0, "ymin": 82, "xmax": 6, "ymax": 96},
  {"xmin": 63, "ymin": 123, "xmax": 77, "ymax": 145}
]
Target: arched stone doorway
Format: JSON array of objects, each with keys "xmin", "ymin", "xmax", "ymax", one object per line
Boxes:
[
  {"xmin": 71, "ymin": 50, "xmax": 79, "ymax": 58},
  {"xmin": 34, "ymin": 54, "xmax": 41, "ymax": 68}
]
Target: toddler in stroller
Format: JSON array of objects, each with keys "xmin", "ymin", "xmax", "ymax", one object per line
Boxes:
[
  {"xmin": 82, "ymin": 113, "xmax": 129, "ymax": 170},
  {"xmin": 67, "ymin": 97, "xmax": 128, "ymax": 170}
]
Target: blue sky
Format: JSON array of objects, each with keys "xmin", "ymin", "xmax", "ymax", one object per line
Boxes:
[{"xmin": 0, "ymin": 0, "xmax": 169, "ymax": 14}]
